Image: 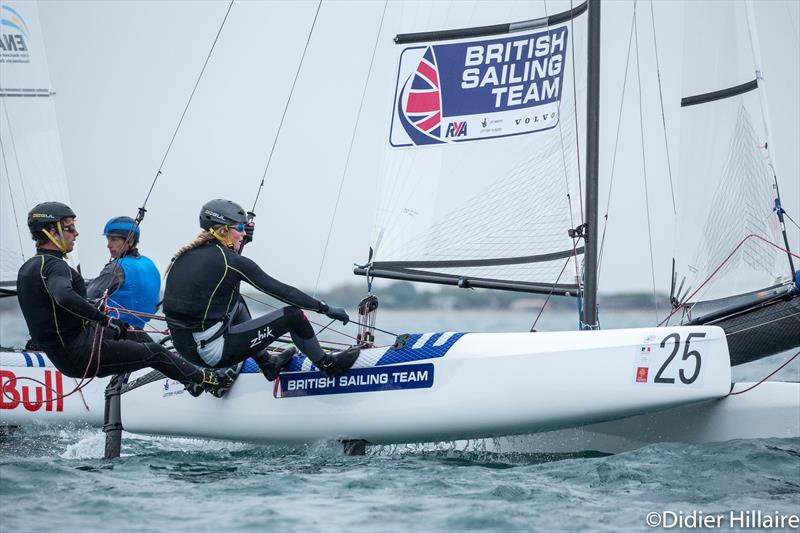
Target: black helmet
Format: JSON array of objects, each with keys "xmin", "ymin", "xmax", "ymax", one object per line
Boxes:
[
  {"xmin": 199, "ymin": 199, "xmax": 247, "ymax": 230},
  {"xmin": 27, "ymin": 201, "xmax": 76, "ymax": 232}
]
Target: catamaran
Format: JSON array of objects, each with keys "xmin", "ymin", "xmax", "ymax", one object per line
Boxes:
[{"xmin": 1, "ymin": 0, "xmax": 798, "ymax": 455}]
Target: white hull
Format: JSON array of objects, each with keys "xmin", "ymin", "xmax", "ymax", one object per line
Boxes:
[
  {"xmin": 0, "ymin": 353, "xmax": 106, "ymax": 426},
  {"xmin": 493, "ymin": 381, "xmax": 800, "ymax": 454},
  {"xmin": 3, "ymin": 326, "xmax": 763, "ymax": 446},
  {"xmin": 117, "ymin": 327, "xmax": 733, "ymax": 444}
]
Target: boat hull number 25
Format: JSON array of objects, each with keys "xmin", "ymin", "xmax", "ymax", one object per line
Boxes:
[{"xmin": 655, "ymin": 332, "xmax": 706, "ymax": 385}]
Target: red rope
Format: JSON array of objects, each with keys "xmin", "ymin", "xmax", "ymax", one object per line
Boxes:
[
  {"xmin": 1, "ymin": 321, "xmax": 105, "ymax": 408},
  {"xmin": 728, "ymin": 350, "xmax": 800, "ymax": 396},
  {"xmin": 660, "ymin": 234, "xmax": 800, "ymax": 326}
]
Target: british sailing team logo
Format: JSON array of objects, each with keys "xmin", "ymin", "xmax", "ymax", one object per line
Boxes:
[{"xmin": 390, "ymin": 26, "xmax": 569, "ymax": 148}]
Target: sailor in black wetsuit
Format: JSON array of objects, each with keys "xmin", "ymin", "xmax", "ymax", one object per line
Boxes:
[
  {"xmin": 163, "ymin": 199, "xmax": 360, "ymax": 381},
  {"xmin": 16, "ymin": 202, "xmax": 235, "ymax": 397}
]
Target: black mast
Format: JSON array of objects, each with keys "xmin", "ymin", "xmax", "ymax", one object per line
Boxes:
[{"xmin": 582, "ymin": 0, "xmax": 601, "ymax": 329}]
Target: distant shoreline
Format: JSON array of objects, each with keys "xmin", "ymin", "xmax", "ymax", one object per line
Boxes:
[{"xmin": 240, "ymin": 281, "xmax": 670, "ymax": 312}]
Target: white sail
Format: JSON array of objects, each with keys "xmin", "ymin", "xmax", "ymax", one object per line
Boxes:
[
  {"xmin": 0, "ymin": 1, "xmax": 75, "ymax": 286},
  {"xmin": 365, "ymin": 3, "xmax": 587, "ymax": 294},
  {"xmin": 672, "ymin": 0, "xmax": 788, "ymax": 310}
]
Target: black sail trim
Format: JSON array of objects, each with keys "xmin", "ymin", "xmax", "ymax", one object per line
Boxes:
[
  {"xmin": 681, "ymin": 79, "xmax": 758, "ymax": 108},
  {"xmin": 394, "ymin": 1, "xmax": 588, "ymax": 44},
  {"xmin": 373, "ymin": 247, "xmax": 583, "ymax": 269},
  {"xmin": 353, "ymin": 266, "xmax": 579, "ymax": 296}
]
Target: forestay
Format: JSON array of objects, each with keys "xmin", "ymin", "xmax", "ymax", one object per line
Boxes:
[
  {"xmin": 0, "ymin": 1, "xmax": 76, "ymax": 289},
  {"xmin": 358, "ymin": 2, "xmax": 588, "ymax": 295},
  {"xmin": 671, "ymin": 0, "xmax": 790, "ymax": 313}
]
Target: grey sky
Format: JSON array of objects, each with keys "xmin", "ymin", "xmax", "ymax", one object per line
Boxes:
[{"xmin": 35, "ymin": 0, "xmax": 799, "ymax": 297}]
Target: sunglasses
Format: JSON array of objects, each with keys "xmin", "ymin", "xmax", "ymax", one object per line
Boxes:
[
  {"xmin": 228, "ymin": 223, "xmax": 246, "ymax": 232},
  {"xmin": 61, "ymin": 223, "xmax": 78, "ymax": 234}
]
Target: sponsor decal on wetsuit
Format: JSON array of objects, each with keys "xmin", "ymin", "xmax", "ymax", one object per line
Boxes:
[
  {"xmin": 0, "ymin": 369, "xmax": 64, "ymax": 412},
  {"xmin": 275, "ymin": 363, "xmax": 434, "ymax": 398}
]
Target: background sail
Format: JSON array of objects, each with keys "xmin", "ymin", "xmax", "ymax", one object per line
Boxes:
[
  {"xmin": 672, "ymin": 0, "xmax": 788, "ymax": 312},
  {"xmin": 1, "ymin": 1, "xmax": 75, "ymax": 287},
  {"xmin": 364, "ymin": 5, "xmax": 587, "ymax": 294}
]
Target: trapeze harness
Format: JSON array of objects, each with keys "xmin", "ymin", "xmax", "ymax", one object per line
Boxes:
[
  {"xmin": 164, "ymin": 243, "xmax": 327, "ymax": 368},
  {"xmin": 16, "ymin": 249, "xmax": 205, "ymax": 384}
]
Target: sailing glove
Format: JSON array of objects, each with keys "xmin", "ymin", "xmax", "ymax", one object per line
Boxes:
[
  {"xmin": 244, "ymin": 222, "xmax": 255, "ymax": 244},
  {"xmin": 106, "ymin": 317, "xmax": 131, "ymax": 341},
  {"xmin": 319, "ymin": 301, "xmax": 349, "ymax": 325}
]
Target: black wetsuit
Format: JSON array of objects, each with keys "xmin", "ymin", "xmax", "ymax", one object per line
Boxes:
[
  {"xmin": 16, "ymin": 249, "xmax": 204, "ymax": 384},
  {"xmin": 164, "ymin": 242, "xmax": 325, "ymax": 368}
]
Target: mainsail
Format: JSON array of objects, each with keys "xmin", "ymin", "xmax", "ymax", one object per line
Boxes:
[
  {"xmin": 356, "ymin": 3, "xmax": 588, "ymax": 296},
  {"xmin": 671, "ymin": 0, "xmax": 792, "ymax": 313},
  {"xmin": 0, "ymin": 1, "xmax": 75, "ymax": 290}
]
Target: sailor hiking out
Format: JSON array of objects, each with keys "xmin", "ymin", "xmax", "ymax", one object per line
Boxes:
[
  {"xmin": 87, "ymin": 216, "xmax": 161, "ymax": 342},
  {"xmin": 163, "ymin": 199, "xmax": 361, "ymax": 382},
  {"xmin": 16, "ymin": 202, "xmax": 235, "ymax": 397}
]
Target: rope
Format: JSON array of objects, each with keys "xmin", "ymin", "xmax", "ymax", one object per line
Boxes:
[
  {"xmin": 251, "ymin": 0, "xmax": 323, "ymax": 213},
  {"xmin": 141, "ymin": 0, "xmax": 235, "ymax": 208},
  {"xmin": 634, "ymin": 6, "xmax": 661, "ymax": 323},
  {"xmin": 312, "ymin": 0, "xmax": 389, "ymax": 296},
  {"xmin": 728, "ymin": 350, "xmax": 799, "ymax": 396},
  {"xmin": 1, "ymin": 322, "xmax": 105, "ymax": 408},
  {"xmin": 659, "ymin": 233, "xmax": 800, "ymax": 326},
  {"xmin": 530, "ymin": 256, "xmax": 572, "ymax": 332}
]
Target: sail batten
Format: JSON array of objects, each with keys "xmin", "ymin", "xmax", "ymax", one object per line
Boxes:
[
  {"xmin": 680, "ymin": 79, "xmax": 758, "ymax": 108},
  {"xmin": 395, "ymin": 2, "xmax": 588, "ymax": 44}
]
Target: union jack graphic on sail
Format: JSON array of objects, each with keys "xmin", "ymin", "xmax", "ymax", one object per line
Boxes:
[{"xmin": 404, "ymin": 47, "xmax": 441, "ymax": 138}]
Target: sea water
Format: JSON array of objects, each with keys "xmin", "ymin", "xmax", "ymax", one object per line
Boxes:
[{"xmin": 1, "ymin": 306, "xmax": 798, "ymax": 532}]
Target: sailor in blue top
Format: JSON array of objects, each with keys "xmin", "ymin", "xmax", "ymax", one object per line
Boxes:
[{"xmin": 87, "ymin": 216, "xmax": 161, "ymax": 342}]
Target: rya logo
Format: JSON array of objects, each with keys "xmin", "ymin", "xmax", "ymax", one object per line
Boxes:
[{"xmin": 445, "ymin": 121, "xmax": 468, "ymax": 138}]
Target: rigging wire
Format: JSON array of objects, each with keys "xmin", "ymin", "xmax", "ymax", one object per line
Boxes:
[
  {"xmin": 141, "ymin": 0, "xmax": 235, "ymax": 209},
  {"xmin": 783, "ymin": 211, "xmax": 800, "ymax": 231},
  {"xmin": 648, "ymin": 0, "xmax": 677, "ymax": 216},
  {"xmin": 2, "ymin": 102, "xmax": 29, "ymax": 210},
  {"xmin": 0, "ymin": 134, "xmax": 26, "ymax": 262},
  {"xmin": 312, "ymin": 0, "xmax": 389, "ymax": 296},
  {"xmin": 597, "ymin": 7, "xmax": 636, "ymax": 277},
  {"xmin": 250, "ymin": 0, "xmax": 323, "ymax": 214},
  {"xmin": 543, "ymin": 0, "xmax": 582, "ymax": 296},
  {"xmin": 567, "ymin": 0, "xmax": 584, "ymax": 224},
  {"xmin": 633, "ymin": 4, "xmax": 661, "ymax": 323}
]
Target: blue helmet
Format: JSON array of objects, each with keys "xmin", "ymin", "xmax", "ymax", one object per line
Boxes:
[{"xmin": 103, "ymin": 216, "xmax": 140, "ymax": 243}]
